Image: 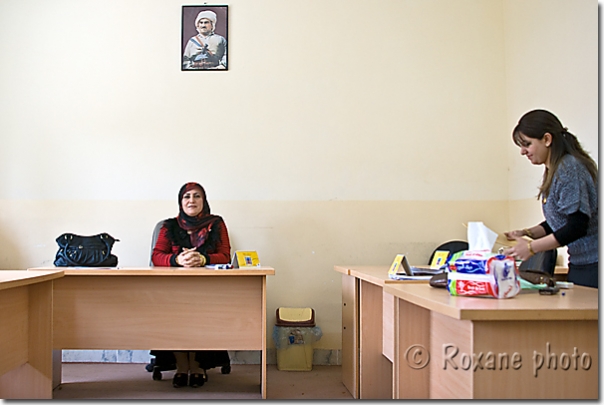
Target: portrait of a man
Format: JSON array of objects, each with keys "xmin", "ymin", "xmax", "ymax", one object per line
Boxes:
[{"xmin": 181, "ymin": 6, "xmax": 228, "ymax": 70}]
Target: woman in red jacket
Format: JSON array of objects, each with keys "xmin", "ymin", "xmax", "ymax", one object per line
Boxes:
[
  {"xmin": 151, "ymin": 182, "xmax": 232, "ymax": 388},
  {"xmin": 152, "ymin": 182, "xmax": 231, "ymax": 268}
]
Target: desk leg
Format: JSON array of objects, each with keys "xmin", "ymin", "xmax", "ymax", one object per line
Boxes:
[
  {"xmin": 52, "ymin": 350, "xmax": 62, "ymax": 390},
  {"xmin": 382, "ymin": 291, "xmax": 396, "ymax": 398},
  {"xmin": 0, "ymin": 281, "xmax": 54, "ymax": 399},
  {"xmin": 359, "ymin": 280, "xmax": 392, "ymax": 399},
  {"xmin": 341, "ymin": 274, "xmax": 358, "ymax": 398},
  {"xmin": 395, "ymin": 297, "xmax": 430, "ymax": 399},
  {"xmin": 261, "ymin": 276, "xmax": 267, "ymax": 399}
]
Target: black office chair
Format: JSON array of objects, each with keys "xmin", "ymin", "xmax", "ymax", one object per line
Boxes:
[
  {"xmin": 145, "ymin": 219, "xmax": 231, "ymax": 381},
  {"xmin": 427, "ymin": 240, "xmax": 469, "ymax": 266},
  {"xmin": 518, "ymin": 249, "xmax": 557, "ymax": 276}
]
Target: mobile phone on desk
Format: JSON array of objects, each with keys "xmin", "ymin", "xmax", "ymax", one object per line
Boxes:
[{"xmin": 538, "ymin": 285, "xmax": 560, "ymax": 295}]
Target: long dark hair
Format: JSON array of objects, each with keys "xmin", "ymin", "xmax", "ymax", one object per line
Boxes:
[{"xmin": 512, "ymin": 109, "xmax": 597, "ymax": 200}]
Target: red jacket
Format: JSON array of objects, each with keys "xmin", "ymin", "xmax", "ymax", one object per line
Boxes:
[{"xmin": 151, "ymin": 217, "xmax": 231, "ymax": 267}]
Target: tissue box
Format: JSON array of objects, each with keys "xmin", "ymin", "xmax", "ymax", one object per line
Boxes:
[{"xmin": 447, "ymin": 250, "xmax": 520, "ymax": 299}]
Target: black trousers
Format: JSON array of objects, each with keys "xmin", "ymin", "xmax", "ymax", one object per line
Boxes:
[
  {"xmin": 567, "ymin": 262, "xmax": 598, "ymax": 288},
  {"xmin": 149, "ymin": 350, "xmax": 230, "ymax": 371}
]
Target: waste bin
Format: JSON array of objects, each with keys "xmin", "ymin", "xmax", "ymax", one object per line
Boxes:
[{"xmin": 272, "ymin": 307, "xmax": 322, "ymax": 371}]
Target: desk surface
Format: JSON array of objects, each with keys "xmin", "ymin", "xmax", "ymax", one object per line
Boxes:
[
  {"xmin": 0, "ymin": 270, "xmax": 64, "ymax": 291},
  {"xmin": 334, "ymin": 264, "xmax": 429, "ymax": 286},
  {"xmin": 29, "ymin": 266, "xmax": 274, "ymax": 276},
  {"xmin": 384, "ymin": 282, "xmax": 598, "ymax": 321},
  {"xmin": 334, "ymin": 265, "xmax": 390, "ymax": 285}
]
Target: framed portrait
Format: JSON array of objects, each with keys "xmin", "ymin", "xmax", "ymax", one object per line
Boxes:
[{"xmin": 181, "ymin": 5, "xmax": 228, "ymax": 71}]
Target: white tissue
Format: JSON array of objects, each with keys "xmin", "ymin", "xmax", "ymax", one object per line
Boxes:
[{"xmin": 467, "ymin": 221, "xmax": 498, "ymax": 252}]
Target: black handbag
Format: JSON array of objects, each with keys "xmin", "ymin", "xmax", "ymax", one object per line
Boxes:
[
  {"xmin": 54, "ymin": 233, "xmax": 119, "ymax": 267},
  {"xmin": 519, "ymin": 270, "xmax": 556, "ymax": 287}
]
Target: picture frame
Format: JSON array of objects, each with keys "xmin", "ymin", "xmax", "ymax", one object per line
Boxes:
[{"xmin": 181, "ymin": 5, "xmax": 228, "ymax": 71}]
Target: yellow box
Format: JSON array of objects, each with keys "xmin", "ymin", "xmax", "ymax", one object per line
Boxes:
[{"xmin": 277, "ymin": 343, "xmax": 313, "ymax": 371}]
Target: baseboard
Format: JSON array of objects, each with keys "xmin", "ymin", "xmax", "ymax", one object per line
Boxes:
[{"xmin": 61, "ymin": 349, "xmax": 341, "ymax": 366}]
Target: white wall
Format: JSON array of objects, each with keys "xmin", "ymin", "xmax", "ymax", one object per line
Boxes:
[{"xmin": 0, "ymin": 0, "xmax": 597, "ymax": 352}]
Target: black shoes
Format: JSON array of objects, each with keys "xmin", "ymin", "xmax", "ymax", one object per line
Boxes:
[
  {"xmin": 172, "ymin": 373, "xmax": 188, "ymax": 388},
  {"xmin": 189, "ymin": 373, "xmax": 205, "ymax": 388},
  {"xmin": 172, "ymin": 372, "xmax": 205, "ymax": 388}
]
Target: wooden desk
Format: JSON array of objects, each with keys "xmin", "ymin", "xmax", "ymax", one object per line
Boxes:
[
  {"xmin": 29, "ymin": 267, "xmax": 274, "ymax": 399},
  {"xmin": 334, "ymin": 265, "xmax": 428, "ymax": 399},
  {"xmin": 0, "ymin": 270, "xmax": 64, "ymax": 399},
  {"xmin": 383, "ymin": 283, "xmax": 598, "ymax": 399}
]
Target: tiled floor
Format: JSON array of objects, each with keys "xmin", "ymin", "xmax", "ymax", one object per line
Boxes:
[{"xmin": 52, "ymin": 363, "xmax": 354, "ymax": 400}]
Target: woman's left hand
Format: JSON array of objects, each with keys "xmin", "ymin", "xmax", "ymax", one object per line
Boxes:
[
  {"xmin": 179, "ymin": 248, "xmax": 206, "ymax": 267},
  {"xmin": 504, "ymin": 229, "xmax": 524, "ymax": 240},
  {"xmin": 503, "ymin": 238, "xmax": 532, "ymax": 261}
]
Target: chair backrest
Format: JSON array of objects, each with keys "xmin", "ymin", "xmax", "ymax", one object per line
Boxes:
[
  {"xmin": 149, "ymin": 220, "xmax": 166, "ymax": 266},
  {"xmin": 518, "ymin": 249, "xmax": 557, "ymax": 276},
  {"xmin": 427, "ymin": 240, "xmax": 469, "ymax": 265}
]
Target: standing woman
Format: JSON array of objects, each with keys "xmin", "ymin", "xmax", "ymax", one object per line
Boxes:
[
  {"xmin": 152, "ymin": 182, "xmax": 232, "ymax": 388},
  {"xmin": 504, "ymin": 110, "xmax": 598, "ymax": 288}
]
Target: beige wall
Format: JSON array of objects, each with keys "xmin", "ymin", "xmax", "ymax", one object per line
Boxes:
[
  {"xmin": 502, "ymin": 0, "xmax": 598, "ymax": 267},
  {"xmin": 0, "ymin": 0, "xmax": 597, "ymax": 351},
  {"xmin": 503, "ymin": 0, "xmax": 598, "ymax": 203}
]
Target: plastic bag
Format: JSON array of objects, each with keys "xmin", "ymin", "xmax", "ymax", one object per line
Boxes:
[
  {"xmin": 272, "ymin": 326, "xmax": 322, "ymax": 349},
  {"xmin": 447, "ymin": 250, "xmax": 520, "ymax": 299}
]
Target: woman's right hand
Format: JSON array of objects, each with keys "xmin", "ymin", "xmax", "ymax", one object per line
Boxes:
[{"xmin": 504, "ymin": 229, "xmax": 525, "ymax": 240}]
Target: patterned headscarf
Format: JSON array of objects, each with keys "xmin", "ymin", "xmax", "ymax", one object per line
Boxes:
[{"xmin": 176, "ymin": 182, "xmax": 219, "ymax": 248}]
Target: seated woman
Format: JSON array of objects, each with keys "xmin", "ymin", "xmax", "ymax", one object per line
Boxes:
[{"xmin": 151, "ymin": 182, "xmax": 232, "ymax": 388}]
